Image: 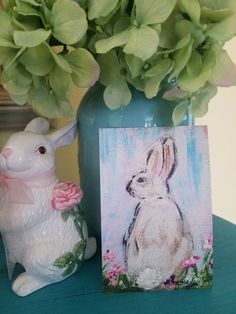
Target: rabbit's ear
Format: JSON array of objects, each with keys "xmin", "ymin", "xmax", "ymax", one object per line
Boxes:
[
  {"xmin": 146, "ymin": 140, "xmax": 164, "ymax": 176},
  {"xmin": 160, "ymin": 138, "xmax": 176, "ymax": 179},
  {"xmin": 48, "ymin": 121, "xmax": 77, "ymax": 149},
  {"xmin": 24, "ymin": 118, "xmax": 49, "ymax": 134}
]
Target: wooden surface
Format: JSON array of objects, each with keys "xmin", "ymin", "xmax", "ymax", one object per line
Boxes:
[{"xmin": 0, "ymin": 216, "xmax": 235, "ymax": 314}]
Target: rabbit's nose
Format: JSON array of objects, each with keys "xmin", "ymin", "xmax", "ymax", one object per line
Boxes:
[
  {"xmin": 126, "ymin": 183, "xmax": 132, "ymax": 193},
  {"xmin": 1, "ymin": 148, "xmax": 13, "ymax": 158}
]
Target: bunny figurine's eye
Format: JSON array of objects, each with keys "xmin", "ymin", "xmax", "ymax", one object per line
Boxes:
[{"xmin": 36, "ymin": 146, "xmax": 47, "ymax": 155}]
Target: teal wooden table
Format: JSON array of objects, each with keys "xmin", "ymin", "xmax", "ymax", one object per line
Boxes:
[{"xmin": 0, "ymin": 216, "xmax": 235, "ymax": 314}]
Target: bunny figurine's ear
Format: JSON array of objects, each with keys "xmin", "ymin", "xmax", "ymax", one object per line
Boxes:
[
  {"xmin": 25, "ymin": 118, "xmax": 49, "ymax": 134},
  {"xmin": 48, "ymin": 121, "xmax": 77, "ymax": 149},
  {"xmin": 146, "ymin": 139, "xmax": 164, "ymax": 177},
  {"xmin": 160, "ymin": 138, "xmax": 176, "ymax": 180}
]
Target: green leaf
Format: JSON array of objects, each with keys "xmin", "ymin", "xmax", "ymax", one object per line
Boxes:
[
  {"xmin": 15, "ymin": 0, "xmax": 42, "ymax": 18},
  {"xmin": 180, "ymin": 0, "xmax": 201, "ymax": 25},
  {"xmin": 4, "ymin": 47, "xmax": 26, "ymax": 71},
  {"xmin": 201, "ymin": 44, "xmax": 217, "ymax": 72},
  {"xmin": 159, "ymin": 14, "xmax": 178, "ymax": 49},
  {"xmin": 49, "ymin": 47, "xmax": 72, "ymax": 73},
  {"xmin": 44, "ymin": 0, "xmax": 55, "ymax": 9},
  {"xmin": 88, "ymin": 33, "xmax": 107, "ymax": 54},
  {"xmin": 30, "ymin": 83, "xmax": 62, "ymax": 118},
  {"xmin": 201, "ymin": 7, "xmax": 233, "ymax": 22},
  {"xmin": 113, "ymin": 15, "xmax": 131, "ymax": 34},
  {"xmin": 73, "ymin": 0, "xmax": 88, "ymax": 10},
  {"xmin": 54, "ymin": 252, "xmax": 75, "ymax": 268},
  {"xmin": 172, "ymin": 100, "xmax": 189, "ymax": 125},
  {"xmin": 171, "ymin": 40, "xmax": 193, "ymax": 79},
  {"xmin": 0, "ymin": 38, "xmax": 17, "ymax": 48},
  {"xmin": 95, "ymin": 5, "xmax": 120, "ymax": 27},
  {"xmin": 174, "ymin": 34, "xmax": 191, "ymax": 50},
  {"xmin": 11, "ymin": 93, "xmax": 28, "ymax": 105},
  {"xmin": 2, "ymin": 63, "xmax": 32, "ymax": 96},
  {"xmin": 62, "ymin": 263, "xmax": 77, "ymax": 277},
  {"xmin": 51, "ymin": 0, "xmax": 88, "ymax": 45},
  {"xmin": 88, "ymin": 0, "xmax": 119, "ymax": 20},
  {"xmin": 13, "ymin": 29, "xmax": 51, "ymax": 47},
  {"xmin": 22, "ymin": 0, "xmax": 41, "ymax": 6},
  {"xmin": 49, "ymin": 66, "xmax": 72, "ymax": 100},
  {"xmin": 144, "ymin": 58, "xmax": 173, "ymax": 78},
  {"xmin": 0, "ymin": 47, "xmax": 16, "ymax": 65},
  {"xmin": 97, "ymin": 51, "xmax": 121, "ymax": 86},
  {"xmin": 186, "ymin": 52, "xmax": 202, "ymax": 77},
  {"xmin": 95, "ymin": 29, "xmax": 130, "ymax": 54},
  {"xmin": 198, "ymin": 0, "xmax": 236, "ymax": 10},
  {"xmin": 104, "ymin": 79, "xmax": 132, "ymax": 109},
  {"xmin": 12, "ymin": 15, "xmax": 41, "ymax": 31},
  {"xmin": 61, "ymin": 211, "xmax": 70, "ymax": 222},
  {"xmin": 206, "ymin": 15, "xmax": 236, "ymax": 42},
  {"xmin": 126, "ymin": 76, "xmax": 145, "ymax": 92},
  {"xmin": 74, "ymin": 219, "xmax": 83, "ymax": 238},
  {"xmin": 135, "ymin": 0, "xmax": 177, "ymax": 25},
  {"xmin": 209, "ymin": 49, "xmax": 236, "ymax": 86},
  {"xmin": 144, "ymin": 77, "xmax": 163, "ymax": 99},
  {"xmin": 19, "ymin": 44, "xmax": 54, "ymax": 76},
  {"xmin": 175, "ymin": 20, "xmax": 196, "ymax": 38},
  {"xmin": 177, "ymin": 67, "xmax": 211, "ymax": 92},
  {"xmin": 121, "ymin": 0, "xmax": 129, "ymax": 14},
  {"xmin": 144, "ymin": 59, "xmax": 173, "ymax": 98},
  {"xmin": 73, "ymin": 241, "xmax": 86, "ymax": 259},
  {"xmin": 125, "ymin": 54, "xmax": 144, "ymax": 79},
  {"xmin": 163, "ymin": 88, "xmax": 190, "ymax": 101},
  {"xmin": 59, "ymin": 100, "xmax": 74, "ymax": 118},
  {"xmin": 191, "ymin": 83, "xmax": 217, "ymax": 117},
  {"xmin": 0, "ymin": 11, "xmax": 16, "ymax": 48},
  {"xmin": 65, "ymin": 48, "xmax": 100, "ymax": 87},
  {"xmin": 123, "ymin": 25, "xmax": 159, "ymax": 61},
  {"xmin": 2, "ymin": 0, "xmax": 16, "ymax": 10}
]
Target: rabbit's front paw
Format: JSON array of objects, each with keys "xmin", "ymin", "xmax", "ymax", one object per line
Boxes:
[{"xmin": 12, "ymin": 273, "xmax": 48, "ymax": 297}]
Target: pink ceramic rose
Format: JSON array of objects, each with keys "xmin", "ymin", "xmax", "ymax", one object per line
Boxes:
[{"xmin": 51, "ymin": 181, "xmax": 83, "ymax": 212}]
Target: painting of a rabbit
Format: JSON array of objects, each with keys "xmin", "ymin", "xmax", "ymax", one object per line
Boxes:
[
  {"xmin": 100, "ymin": 127, "xmax": 213, "ymax": 292},
  {"xmin": 124, "ymin": 137, "xmax": 192, "ymax": 289}
]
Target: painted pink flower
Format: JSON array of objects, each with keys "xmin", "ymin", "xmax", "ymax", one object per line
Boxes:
[
  {"xmin": 203, "ymin": 233, "xmax": 213, "ymax": 251},
  {"xmin": 105, "ymin": 261, "xmax": 126, "ymax": 287},
  {"xmin": 51, "ymin": 181, "xmax": 83, "ymax": 211},
  {"xmin": 110, "ymin": 278, "xmax": 118, "ymax": 286},
  {"xmin": 182, "ymin": 256, "xmax": 201, "ymax": 268},
  {"xmin": 164, "ymin": 275, "xmax": 177, "ymax": 289},
  {"xmin": 103, "ymin": 250, "xmax": 116, "ymax": 263},
  {"xmin": 164, "ymin": 282, "xmax": 177, "ymax": 290},
  {"xmin": 112, "ymin": 264, "xmax": 126, "ymax": 275},
  {"xmin": 106, "ymin": 270, "xmax": 116, "ymax": 280}
]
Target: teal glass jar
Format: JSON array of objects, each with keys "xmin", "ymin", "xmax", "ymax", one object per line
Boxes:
[{"xmin": 77, "ymin": 83, "xmax": 191, "ymax": 238}]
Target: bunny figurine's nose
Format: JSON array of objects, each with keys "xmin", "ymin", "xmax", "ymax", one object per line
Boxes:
[{"xmin": 1, "ymin": 148, "xmax": 13, "ymax": 158}]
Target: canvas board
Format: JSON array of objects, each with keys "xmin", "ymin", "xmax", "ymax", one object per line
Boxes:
[{"xmin": 99, "ymin": 126, "xmax": 213, "ymax": 292}]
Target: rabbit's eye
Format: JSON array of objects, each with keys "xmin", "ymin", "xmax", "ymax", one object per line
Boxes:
[
  {"xmin": 137, "ymin": 177, "xmax": 146, "ymax": 183},
  {"xmin": 37, "ymin": 146, "xmax": 47, "ymax": 155}
]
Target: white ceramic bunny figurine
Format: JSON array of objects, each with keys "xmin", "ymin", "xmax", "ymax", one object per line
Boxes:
[
  {"xmin": 124, "ymin": 137, "xmax": 192, "ymax": 290},
  {"xmin": 0, "ymin": 118, "xmax": 96, "ymax": 297}
]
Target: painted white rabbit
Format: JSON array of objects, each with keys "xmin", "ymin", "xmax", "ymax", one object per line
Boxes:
[
  {"xmin": 124, "ymin": 137, "xmax": 192, "ymax": 290},
  {"xmin": 0, "ymin": 118, "xmax": 96, "ymax": 297}
]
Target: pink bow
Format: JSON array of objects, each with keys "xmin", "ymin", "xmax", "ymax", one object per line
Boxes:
[{"xmin": 0, "ymin": 173, "xmax": 34, "ymax": 204}]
